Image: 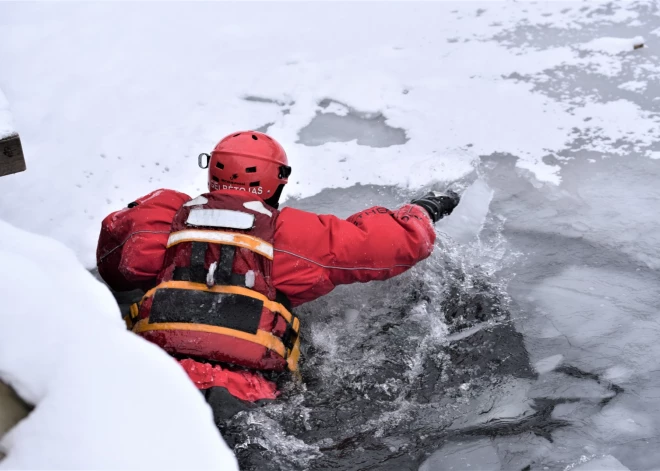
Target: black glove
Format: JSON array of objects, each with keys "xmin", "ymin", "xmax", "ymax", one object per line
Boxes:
[{"xmin": 411, "ymin": 190, "xmax": 460, "ymax": 223}]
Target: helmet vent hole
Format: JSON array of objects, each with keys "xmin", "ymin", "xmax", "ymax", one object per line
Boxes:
[
  {"xmin": 245, "ymin": 166, "xmax": 257, "ymax": 173},
  {"xmin": 233, "ymin": 133, "xmax": 241, "ymax": 137},
  {"xmin": 249, "ymin": 181, "xmax": 260, "ymax": 187},
  {"xmin": 251, "ymin": 134, "xmax": 258, "ymax": 140},
  {"xmin": 278, "ymin": 165, "xmax": 292, "ymax": 179},
  {"xmin": 212, "ymin": 176, "xmax": 219, "ymax": 182},
  {"xmin": 215, "ymin": 162, "xmax": 224, "ymax": 169}
]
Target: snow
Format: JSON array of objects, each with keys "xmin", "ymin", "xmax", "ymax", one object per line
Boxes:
[
  {"xmin": 0, "ymin": 89, "xmax": 14, "ymax": 139},
  {"xmin": 618, "ymin": 80, "xmax": 647, "ymax": 92},
  {"xmin": 0, "ymin": 2, "xmax": 658, "ymax": 266},
  {"xmin": 578, "ymin": 36, "xmax": 645, "ymax": 55},
  {"xmin": 0, "ymin": 219, "xmax": 238, "ymax": 469}
]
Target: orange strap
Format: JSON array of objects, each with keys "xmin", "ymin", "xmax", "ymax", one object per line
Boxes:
[
  {"xmin": 133, "ymin": 319, "xmax": 288, "ymax": 359},
  {"xmin": 135, "ymin": 281, "xmax": 301, "ymax": 371}
]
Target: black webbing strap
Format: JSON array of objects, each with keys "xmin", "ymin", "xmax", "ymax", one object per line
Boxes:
[
  {"xmin": 172, "ymin": 242, "xmax": 245, "ymax": 286},
  {"xmin": 150, "ymin": 288, "xmax": 263, "ymax": 334},
  {"xmin": 191, "ymin": 241, "xmax": 206, "ymax": 268},
  {"xmin": 172, "ymin": 241, "xmax": 207, "ymax": 282},
  {"xmin": 281, "ymin": 322, "xmax": 298, "ymax": 352},
  {"xmin": 275, "ymin": 290, "xmax": 292, "ymax": 312},
  {"xmin": 215, "ymin": 245, "xmax": 236, "ymax": 285},
  {"xmin": 274, "ymin": 290, "xmax": 298, "ymax": 352}
]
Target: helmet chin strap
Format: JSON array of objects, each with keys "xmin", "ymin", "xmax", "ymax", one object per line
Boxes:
[{"xmin": 264, "ymin": 184, "xmax": 286, "ymax": 209}]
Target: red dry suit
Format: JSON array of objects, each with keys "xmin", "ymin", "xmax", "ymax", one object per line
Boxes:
[{"xmin": 97, "ymin": 188, "xmax": 435, "ymax": 402}]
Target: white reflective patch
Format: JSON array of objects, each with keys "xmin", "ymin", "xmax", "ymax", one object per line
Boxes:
[
  {"xmin": 243, "ymin": 200, "xmax": 272, "ymax": 217},
  {"xmin": 183, "ymin": 195, "xmax": 209, "ymax": 207},
  {"xmin": 186, "ymin": 209, "xmax": 255, "ymax": 229},
  {"xmin": 245, "ymin": 270, "xmax": 256, "ymax": 288}
]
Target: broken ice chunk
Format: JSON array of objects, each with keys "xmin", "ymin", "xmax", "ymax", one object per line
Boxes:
[{"xmin": 534, "ymin": 354, "xmax": 564, "ymax": 374}]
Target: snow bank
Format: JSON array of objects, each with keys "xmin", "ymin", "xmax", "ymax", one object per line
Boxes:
[
  {"xmin": 0, "ymin": 219, "xmax": 237, "ymax": 469},
  {"xmin": 0, "ymin": 89, "xmax": 14, "ymax": 138},
  {"xmin": 578, "ymin": 36, "xmax": 645, "ymax": 54}
]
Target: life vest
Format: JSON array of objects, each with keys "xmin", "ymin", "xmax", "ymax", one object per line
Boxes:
[{"xmin": 126, "ymin": 191, "xmax": 301, "ymax": 372}]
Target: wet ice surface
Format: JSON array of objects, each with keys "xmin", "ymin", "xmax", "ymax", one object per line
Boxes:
[
  {"xmin": 227, "ymin": 156, "xmax": 659, "ymax": 471},
  {"xmin": 297, "ymin": 99, "xmax": 409, "ymax": 148},
  {"xmin": 224, "ymin": 7, "xmax": 660, "ymax": 471}
]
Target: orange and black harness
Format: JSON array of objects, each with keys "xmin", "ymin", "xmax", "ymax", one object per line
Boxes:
[{"xmin": 125, "ymin": 229, "xmax": 301, "ymax": 371}]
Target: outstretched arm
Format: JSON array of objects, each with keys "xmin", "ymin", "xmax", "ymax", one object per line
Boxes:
[{"xmin": 272, "ymin": 204, "xmax": 436, "ymax": 306}]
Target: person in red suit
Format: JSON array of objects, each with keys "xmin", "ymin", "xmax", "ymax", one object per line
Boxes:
[{"xmin": 97, "ymin": 130, "xmax": 459, "ymax": 423}]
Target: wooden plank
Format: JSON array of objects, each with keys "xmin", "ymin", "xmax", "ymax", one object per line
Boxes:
[{"xmin": 0, "ymin": 133, "xmax": 26, "ymax": 177}]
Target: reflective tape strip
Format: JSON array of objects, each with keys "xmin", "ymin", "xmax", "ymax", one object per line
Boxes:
[
  {"xmin": 186, "ymin": 208, "xmax": 255, "ymax": 230},
  {"xmin": 167, "ymin": 230, "xmax": 273, "ymax": 259},
  {"xmin": 132, "ymin": 319, "xmax": 287, "ymax": 358},
  {"xmin": 183, "ymin": 195, "xmax": 209, "ymax": 207},
  {"xmin": 243, "ymin": 200, "xmax": 272, "ymax": 217},
  {"xmin": 142, "ymin": 281, "xmax": 297, "ymax": 327}
]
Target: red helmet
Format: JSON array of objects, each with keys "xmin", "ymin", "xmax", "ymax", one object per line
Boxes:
[{"xmin": 200, "ymin": 131, "xmax": 291, "ymax": 206}]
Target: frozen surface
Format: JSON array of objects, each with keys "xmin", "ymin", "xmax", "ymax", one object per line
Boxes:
[
  {"xmin": 570, "ymin": 455, "xmax": 630, "ymax": 471},
  {"xmin": 578, "ymin": 36, "xmax": 645, "ymax": 54},
  {"xmin": 419, "ymin": 439, "xmax": 501, "ymax": 471},
  {"xmin": 435, "ymin": 179, "xmax": 494, "ymax": 245},
  {"xmin": 0, "ymin": 219, "xmax": 237, "ymax": 469},
  {"xmin": 297, "ymin": 99, "xmax": 409, "ymax": 148},
  {"xmin": 534, "ymin": 354, "xmax": 565, "ymax": 375}
]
